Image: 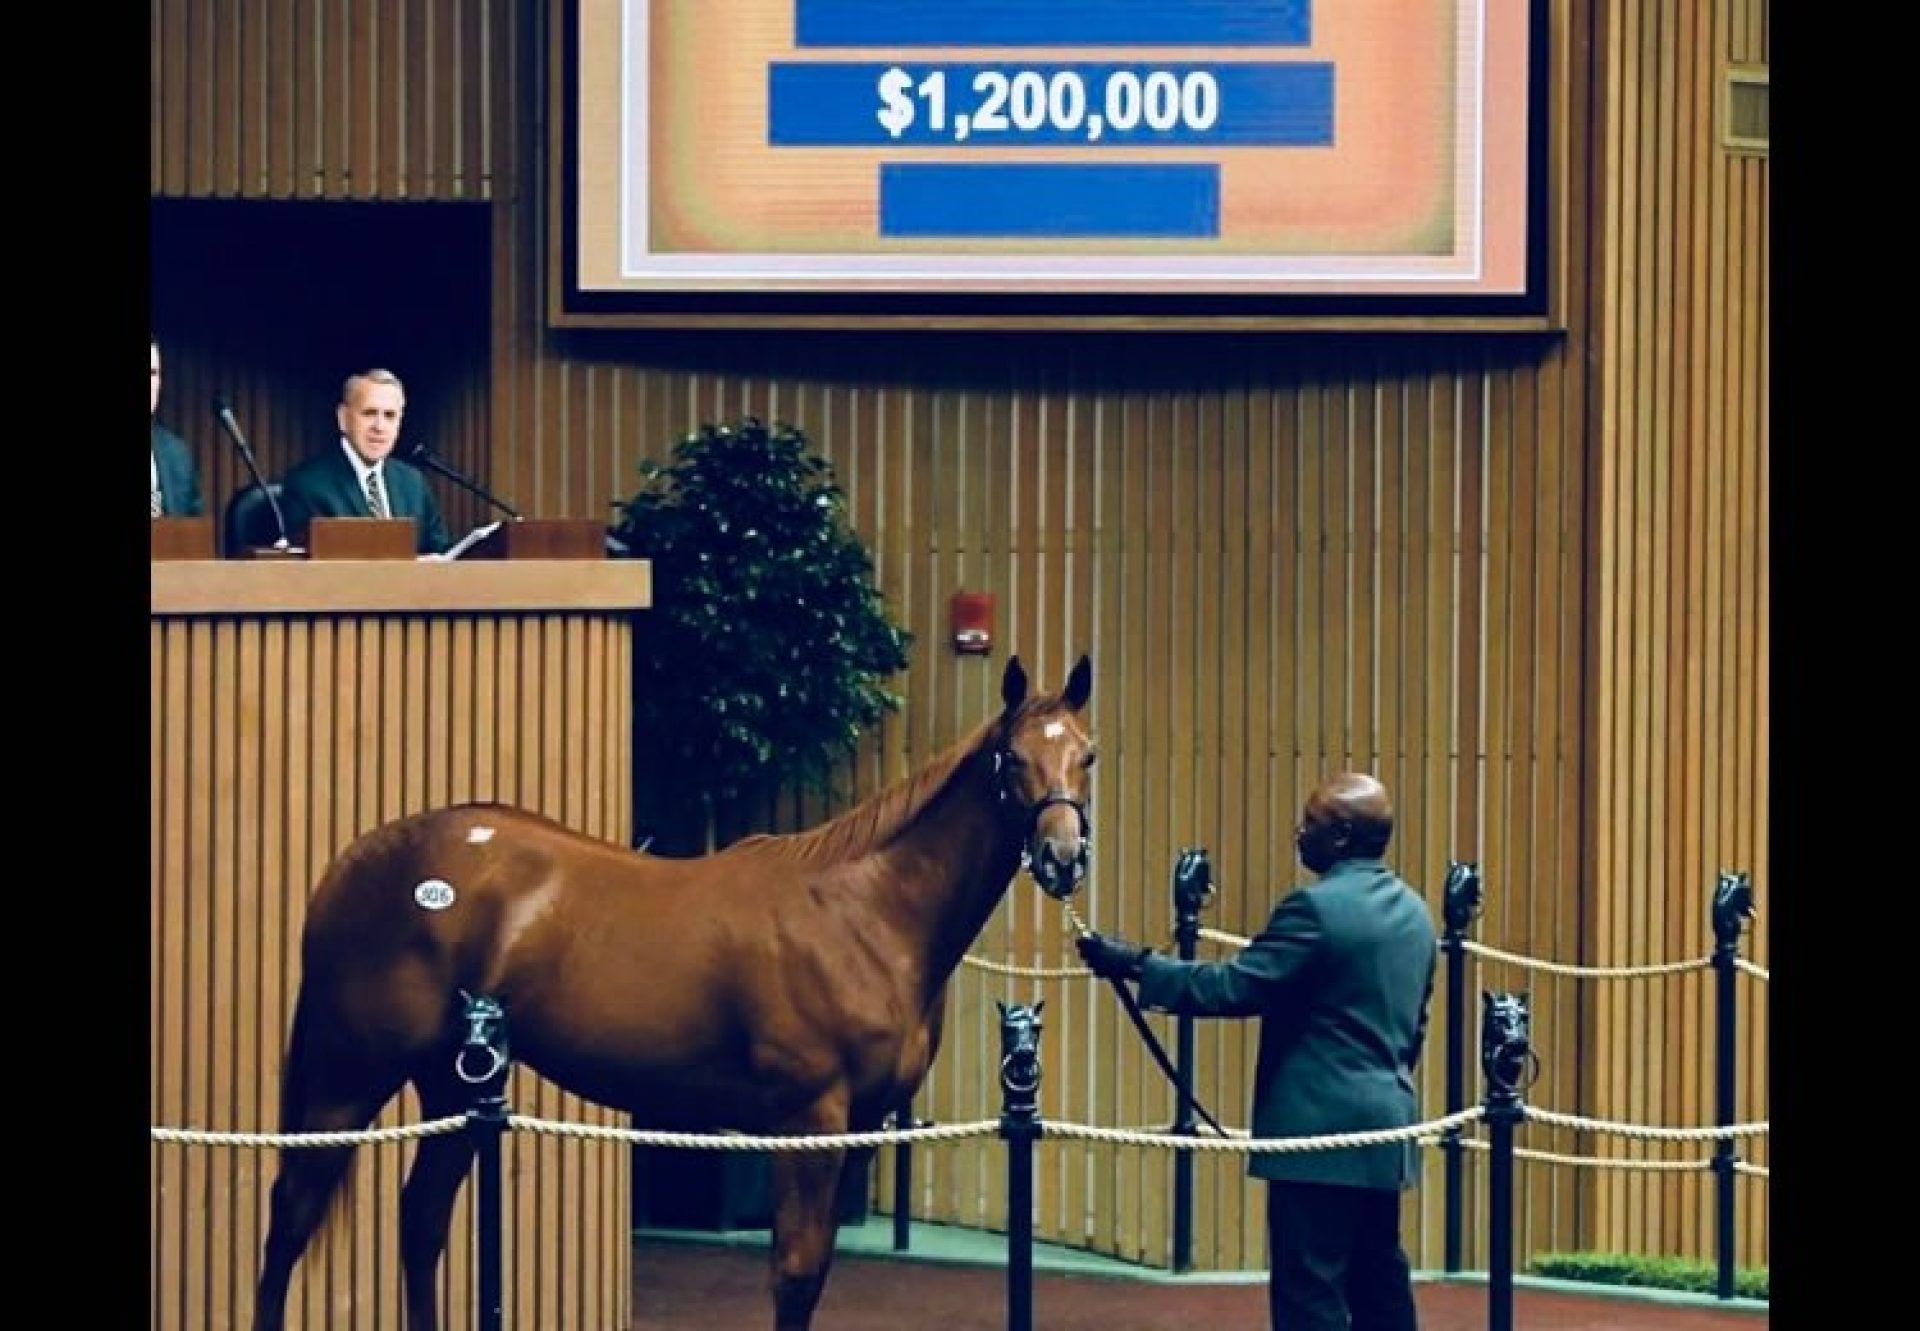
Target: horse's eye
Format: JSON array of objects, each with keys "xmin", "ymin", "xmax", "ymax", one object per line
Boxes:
[{"xmin": 1081, "ymin": 751, "xmax": 1097, "ymax": 770}]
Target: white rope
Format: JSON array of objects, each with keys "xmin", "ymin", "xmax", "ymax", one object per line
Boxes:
[
  {"xmin": 1043, "ymin": 1107, "xmax": 1484, "ymax": 1154},
  {"xmin": 151, "ymin": 1115, "xmax": 469, "ymax": 1149},
  {"xmin": 507, "ymin": 1116, "xmax": 1002, "ymax": 1151},
  {"xmin": 150, "ymin": 1104, "xmax": 1770, "ymax": 1176},
  {"xmin": 1464, "ymin": 940, "xmax": 1710, "ymax": 979},
  {"xmin": 1194, "ymin": 927, "xmax": 1765, "ymax": 983},
  {"xmin": 1459, "ymin": 1138, "xmax": 1712, "ymax": 1172},
  {"xmin": 1525, "ymin": 1107, "xmax": 1768, "ymax": 1143}
]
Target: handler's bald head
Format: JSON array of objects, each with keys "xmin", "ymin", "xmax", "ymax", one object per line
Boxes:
[{"xmin": 1296, "ymin": 772, "xmax": 1394, "ymax": 872}]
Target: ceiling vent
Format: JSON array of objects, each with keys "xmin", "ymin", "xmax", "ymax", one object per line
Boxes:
[{"xmin": 1723, "ymin": 65, "xmax": 1769, "ymax": 156}]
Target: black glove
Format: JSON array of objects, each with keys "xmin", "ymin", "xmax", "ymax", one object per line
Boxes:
[{"xmin": 1077, "ymin": 931, "xmax": 1149, "ymax": 981}]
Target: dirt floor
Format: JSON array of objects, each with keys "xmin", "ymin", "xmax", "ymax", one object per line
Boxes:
[{"xmin": 631, "ymin": 1237, "xmax": 1768, "ymax": 1330}]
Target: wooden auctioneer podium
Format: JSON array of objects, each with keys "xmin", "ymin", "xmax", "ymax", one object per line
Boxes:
[
  {"xmin": 461, "ymin": 517, "xmax": 608, "ymax": 560},
  {"xmin": 148, "ymin": 516, "xmax": 215, "ymax": 561},
  {"xmin": 299, "ymin": 516, "xmax": 610, "ymax": 561},
  {"xmin": 149, "ymin": 513, "xmax": 644, "ymax": 1331}
]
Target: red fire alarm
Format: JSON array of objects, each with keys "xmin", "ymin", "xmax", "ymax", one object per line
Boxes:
[{"xmin": 950, "ymin": 591, "xmax": 995, "ymax": 655}]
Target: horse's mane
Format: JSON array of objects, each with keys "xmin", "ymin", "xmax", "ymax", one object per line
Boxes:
[{"xmin": 726, "ymin": 713, "xmax": 1002, "ymax": 866}]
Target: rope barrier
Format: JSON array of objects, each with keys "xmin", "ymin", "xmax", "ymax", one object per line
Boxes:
[
  {"xmin": 1462, "ymin": 940, "xmax": 1710, "ymax": 979},
  {"xmin": 150, "ymin": 1102, "xmax": 1765, "ymax": 1158},
  {"xmin": 507, "ymin": 1117, "xmax": 1001, "ymax": 1150},
  {"xmin": 150, "ymin": 1115, "xmax": 468, "ymax": 1149},
  {"xmin": 1524, "ymin": 1107, "xmax": 1768, "ymax": 1143},
  {"xmin": 1184, "ymin": 926, "xmax": 1765, "ymax": 983},
  {"xmin": 1044, "ymin": 1107, "xmax": 1484, "ymax": 1153}
]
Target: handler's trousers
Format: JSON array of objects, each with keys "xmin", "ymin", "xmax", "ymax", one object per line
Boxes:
[{"xmin": 1266, "ymin": 1179, "xmax": 1418, "ymax": 1331}]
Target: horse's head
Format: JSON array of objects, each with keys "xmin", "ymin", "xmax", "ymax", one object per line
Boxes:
[{"xmin": 993, "ymin": 654, "xmax": 1095, "ymax": 900}]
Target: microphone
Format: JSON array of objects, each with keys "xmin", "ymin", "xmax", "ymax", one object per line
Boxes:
[
  {"xmin": 404, "ymin": 442, "xmax": 522, "ymax": 520},
  {"xmin": 212, "ymin": 394, "xmax": 290, "ymax": 549}
]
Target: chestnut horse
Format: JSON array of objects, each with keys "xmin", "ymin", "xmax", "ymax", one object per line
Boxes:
[{"xmin": 252, "ymin": 654, "xmax": 1096, "ymax": 1331}]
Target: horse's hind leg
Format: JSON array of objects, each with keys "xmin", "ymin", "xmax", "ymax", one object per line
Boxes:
[
  {"xmin": 253, "ymin": 1080, "xmax": 402, "ymax": 1331},
  {"xmin": 767, "ymin": 1144, "xmax": 849, "ymax": 1331},
  {"xmin": 398, "ymin": 1065, "xmax": 480, "ymax": 1331}
]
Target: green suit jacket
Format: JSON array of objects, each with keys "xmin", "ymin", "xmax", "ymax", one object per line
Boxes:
[
  {"xmin": 1137, "ymin": 857, "xmax": 1438, "ymax": 1188},
  {"xmin": 151, "ymin": 422, "xmax": 204, "ymax": 517},
  {"xmin": 277, "ymin": 443, "xmax": 451, "ymax": 555}
]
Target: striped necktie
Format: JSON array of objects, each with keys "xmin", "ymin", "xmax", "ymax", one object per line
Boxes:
[
  {"xmin": 365, "ymin": 467, "xmax": 390, "ymax": 519},
  {"xmin": 151, "ymin": 450, "xmax": 163, "ymax": 517}
]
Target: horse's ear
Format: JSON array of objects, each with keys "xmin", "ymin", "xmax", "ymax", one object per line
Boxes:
[
  {"xmin": 1062, "ymin": 654, "xmax": 1092, "ymax": 711},
  {"xmin": 1001, "ymin": 656, "xmax": 1030, "ymax": 710}
]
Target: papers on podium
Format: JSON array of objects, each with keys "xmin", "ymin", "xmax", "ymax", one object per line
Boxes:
[{"xmin": 420, "ymin": 521, "xmax": 504, "ymax": 562}]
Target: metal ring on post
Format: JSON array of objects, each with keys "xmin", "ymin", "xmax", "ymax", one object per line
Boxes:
[{"xmin": 456, "ymin": 1043, "xmax": 508, "ymax": 1086}]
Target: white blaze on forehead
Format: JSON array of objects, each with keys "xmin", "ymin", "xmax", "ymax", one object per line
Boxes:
[
  {"xmin": 467, "ymin": 826, "xmax": 495, "ymax": 844},
  {"xmin": 1042, "ymin": 721, "xmax": 1067, "ymax": 740}
]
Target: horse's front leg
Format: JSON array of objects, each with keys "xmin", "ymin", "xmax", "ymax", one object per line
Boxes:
[{"xmin": 766, "ymin": 1100, "xmax": 851, "ymax": 1331}]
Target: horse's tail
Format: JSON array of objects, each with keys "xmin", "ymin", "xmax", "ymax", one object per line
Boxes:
[{"xmin": 271, "ymin": 983, "xmax": 361, "ymax": 1234}]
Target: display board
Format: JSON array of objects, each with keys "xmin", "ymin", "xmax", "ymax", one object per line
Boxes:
[{"xmin": 557, "ymin": 0, "xmax": 1547, "ymax": 323}]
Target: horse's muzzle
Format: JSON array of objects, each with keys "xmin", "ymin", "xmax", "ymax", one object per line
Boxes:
[{"xmin": 1025, "ymin": 839, "xmax": 1090, "ymax": 900}]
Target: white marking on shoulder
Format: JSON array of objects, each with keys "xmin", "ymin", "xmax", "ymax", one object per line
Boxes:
[
  {"xmin": 467, "ymin": 826, "xmax": 495, "ymax": 844},
  {"xmin": 414, "ymin": 879, "xmax": 457, "ymax": 911},
  {"xmin": 1043, "ymin": 721, "xmax": 1067, "ymax": 740}
]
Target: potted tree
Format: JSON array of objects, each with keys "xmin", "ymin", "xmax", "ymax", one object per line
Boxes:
[{"xmin": 611, "ymin": 415, "xmax": 913, "ymax": 1229}]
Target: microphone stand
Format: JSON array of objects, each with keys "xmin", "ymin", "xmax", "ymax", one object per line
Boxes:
[
  {"xmin": 406, "ymin": 444, "xmax": 522, "ymax": 520},
  {"xmin": 213, "ymin": 396, "xmax": 290, "ymax": 549}
]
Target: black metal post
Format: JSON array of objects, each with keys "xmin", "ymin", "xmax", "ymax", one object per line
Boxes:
[
  {"xmin": 458, "ymin": 993, "xmax": 513, "ymax": 1331},
  {"xmin": 1170, "ymin": 846, "xmax": 1211, "ymax": 1274},
  {"xmin": 1440, "ymin": 860, "xmax": 1482, "ymax": 1274},
  {"xmin": 892, "ymin": 1098, "xmax": 914, "ymax": 1252},
  {"xmin": 998, "ymin": 1001, "xmax": 1044, "ymax": 1331},
  {"xmin": 1480, "ymin": 990, "xmax": 1531, "ymax": 1331},
  {"xmin": 1711, "ymin": 871, "xmax": 1753, "ymax": 1301}
]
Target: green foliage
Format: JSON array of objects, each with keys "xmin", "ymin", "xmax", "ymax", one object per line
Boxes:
[
  {"xmin": 611, "ymin": 417, "xmax": 912, "ymax": 844},
  {"xmin": 1528, "ymin": 1251, "xmax": 1768, "ymax": 1301}
]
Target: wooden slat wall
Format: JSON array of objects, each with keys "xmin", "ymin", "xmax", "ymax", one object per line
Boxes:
[
  {"xmin": 150, "ymin": 0, "xmax": 502, "ymax": 200},
  {"xmin": 151, "ymin": 0, "xmax": 1770, "ymax": 1286},
  {"xmin": 149, "ymin": 610, "xmax": 632, "ymax": 1331},
  {"xmin": 1589, "ymin": 0, "xmax": 1770, "ymax": 1268}
]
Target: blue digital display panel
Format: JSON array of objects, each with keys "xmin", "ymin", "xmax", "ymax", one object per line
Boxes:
[
  {"xmin": 768, "ymin": 63, "xmax": 1335, "ymax": 149},
  {"xmin": 880, "ymin": 163, "xmax": 1221, "ymax": 238},
  {"xmin": 796, "ymin": 0, "xmax": 1311, "ymax": 48}
]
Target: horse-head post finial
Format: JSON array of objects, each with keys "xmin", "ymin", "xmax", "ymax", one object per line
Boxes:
[
  {"xmin": 1442, "ymin": 860, "xmax": 1483, "ymax": 938},
  {"xmin": 1172, "ymin": 847, "xmax": 1214, "ymax": 929},
  {"xmin": 1480, "ymin": 990, "xmax": 1535, "ymax": 1105},
  {"xmin": 455, "ymin": 990, "xmax": 512, "ymax": 1092},
  {"xmin": 996, "ymin": 999, "xmax": 1045, "ymax": 1117},
  {"xmin": 1711, "ymin": 870, "xmax": 1755, "ymax": 952}
]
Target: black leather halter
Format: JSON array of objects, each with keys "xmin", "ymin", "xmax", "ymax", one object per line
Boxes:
[{"xmin": 993, "ymin": 749, "xmax": 1092, "ymax": 894}]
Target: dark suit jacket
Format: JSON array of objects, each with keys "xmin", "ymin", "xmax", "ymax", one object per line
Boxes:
[
  {"xmin": 1137, "ymin": 857, "xmax": 1437, "ymax": 1189},
  {"xmin": 277, "ymin": 442, "xmax": 451, "ymax": 554},
  {"xmin": 151, "ymin": 422, "xmax": 204, "ymax": 517}
]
